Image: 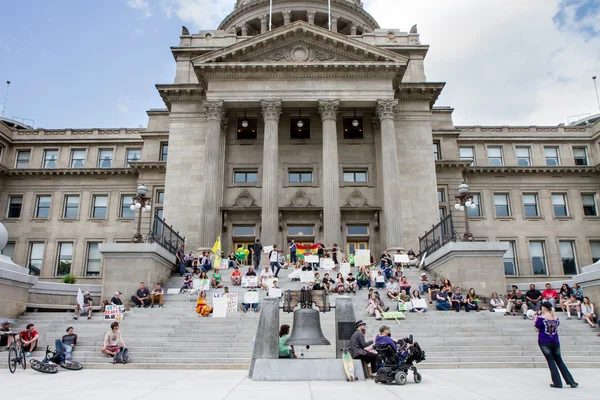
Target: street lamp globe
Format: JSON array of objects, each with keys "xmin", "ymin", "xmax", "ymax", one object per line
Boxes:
[
  {"xmin": 136, "ymin": 184, "xmax": 148, "ymax": 197},
  {"xmin": 460, "ymin": 205, "xmax": 465, "ymax": 211},
  {"xmin": 470, "ymin": 202, "xmax": 477, "ymax": 209},
  {"xmin": 454, "ymin": 203, "xmax": 461, "ymax": 210},
  {"xmin": 0, "ymin": 222, "xmax": 8, "ymax": 252},
  {"xmin": 465, "ymin": 199, "xmax": 472, "ymax": 207},
  {"xmin": 135, "ymin": 202, "xmax": 142, "ymax": 209},
  {"xmin": 144, "ymin": 204, "xmax": 152, "ymax": 212},
  {"xmin": 129, "ymin": 204, "xmax": 136, "ymax": 211},
  {"xmin": 457, "ymin": 183, "xmax": 469, "ymax": 195}
]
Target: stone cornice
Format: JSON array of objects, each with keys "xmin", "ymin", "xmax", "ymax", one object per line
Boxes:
[
  {"xmin": 396, "ymin": 82, "xmax": 445, "ymax": 108},
  {"xmin": 8, "ymin": 128, "xmax": 144, "ymax": 139},
  {"xmin": 466, "ymin": 165, "xmax": 600, "ymax": 174},
  {"xmin": 458, "ymin": 126, "xmax": 590, "ymax": 134},
  {"xmin": 435, "ymin": 160, "xmax": 472, "ymax": 170},
  {"xmin": 155, "ymin": 84, "xmax": 205, "ymax": 110},
  {"xmin": 128, "ymin": 161, "xmax": 167, "ymax": 170},
  {"xmin": 1, "ymin": 168, "xmax": 139, "ymax": 177}
]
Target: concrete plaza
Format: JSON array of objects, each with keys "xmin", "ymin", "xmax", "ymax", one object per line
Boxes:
[{"xmin": 1, "ymin": 368, "xmax": 598, "ymax": 399}]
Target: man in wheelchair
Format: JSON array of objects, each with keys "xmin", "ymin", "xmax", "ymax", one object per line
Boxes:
[{"xmin": 373, "ymin": 325, "xmax": 425, "ymax": 385}]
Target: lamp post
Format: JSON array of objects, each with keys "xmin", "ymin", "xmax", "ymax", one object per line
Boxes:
[
  {"xmin": 454, "ymin": 182, "xmax": 476, "ymax": 242},
  {"xmin": 131, "ymin": 184, "xmax": 152, "ymax": 243}
]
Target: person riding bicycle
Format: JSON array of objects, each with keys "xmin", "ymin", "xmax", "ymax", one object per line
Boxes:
[{"xmin": 55, "ymin": 326, "xmax": 77, "ymax": 360}]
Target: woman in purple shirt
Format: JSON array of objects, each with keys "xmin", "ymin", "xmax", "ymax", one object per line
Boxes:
[{"xmin": 535, "ymin": 302, "xmax": 578, "ymax": 389}]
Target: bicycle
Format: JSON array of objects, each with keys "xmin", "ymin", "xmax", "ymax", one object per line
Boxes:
[
  {"xmin": 2, "ymin": 332, "xmax": 27, "ymax": 373},
  {"xmin": 30, "ymin": 345, "xmax": 83, "ymax": 374}
]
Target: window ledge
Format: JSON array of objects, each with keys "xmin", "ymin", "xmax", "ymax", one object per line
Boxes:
[
  {"xmin": 583, "ymin": 216, "xmax": 600, "ymax": 220},
  {"xmin": 229, "ymin": 183, "xmax": 260, "ymax": 188},
  {"xmin": 285, "ymin": 182, "xmax": 316, "ymax": 188},
  {"xmin": 524, "ymin": 216, "xmax": 544, "ymax": 220},
  {"xmin": 554, "ymin": 216, "xmax": 573, "ymax": 220},
  {"xmin": 2, "ymin": 218, "xmax": 22, "ymax": 223},
  {"xmin": 117, "ymin": 217, "xmax": 135, "ymax": 222},
  {"xmin": 467, "ymin": 216, "xmax": 485, "ymax": 220},
  {"xmin": 494, "ymin": 216, "xmax": 514, "ymax": 221},
  {"xmin": 88, "ymin": 218, "xmax": 108, "ymax": 222},
  {"xmin": 31, "ymin": 218, "xmax": 50, "ymax": 222},
  {"xmin": 58, "ymin": 217, "xmax": 79, "ymax": 222}
]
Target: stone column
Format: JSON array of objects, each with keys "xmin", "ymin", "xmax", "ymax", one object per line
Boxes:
[
  {"xmin": 330, "ymin": 15, "xmax": 339, "ymax": 32},
  {"xmin": 241, "ymin": 23, "xmax": 248, "ymax": 36},
  {"xmin": 259, "ymin": 15, "xmax": 268, "ymax": 33},
  {"xmin": 319, "ymin": 100, "xmax": 341, "ymax": 248},
  {"xmin": 198, "ymin": 100, "xmax": 225, "ymax": 248},
  {"xmin": 377, "ymin": 99, "xmax": 403, "ymax": 250},
  {"xmin": 260, "ymin": 100, "xmax": 282, "ymax": 248},
  {"xmin": 307, "ymin": 10, "xmax": 316, "ymax": 25},
  {"xmin": 283, "ymin": 10, "xmax": 291, "ymax": 25},
  {"xmin": 350, "ymin": 22, "xmax": 357, "ymax": 35}
]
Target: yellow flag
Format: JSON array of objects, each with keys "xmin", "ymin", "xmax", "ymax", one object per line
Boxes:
[{"xmin": 212, "ymin": 236, "xmax": 221, "ymax": 269}]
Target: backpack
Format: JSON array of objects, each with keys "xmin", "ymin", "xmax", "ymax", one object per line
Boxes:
[{"xmin": 114, "ymin": 347, "xmax": 130, "ymax": 364}]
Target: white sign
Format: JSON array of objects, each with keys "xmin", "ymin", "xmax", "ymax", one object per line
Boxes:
[
  {"xmin": 213, "ymin": 293, "xmax": 238, "ymax": 312},
  {"xmin": 199, "ymin": 279, "xmax": 211, "ymax": 291},
  {"xmin": 376, "ymin": 274, "xmax": 385, "ymax": 283},
  {"xmin": 104, "ymin": 305, "xmax": 125, "ymax": 321},
  {"xmin": 300, "ymin": 271, "xmax": 315, "ymax": 283},
  {"xmin": 321, "ymin": 258, "xmax": 335, "ymax": 270},
  {"xmin": 166, "ymin": 288, "xmax": 179, "ymax": 295},
  {"xmin": 394, "ymin": 254, "xmax": 410, "ymax": 263},
  {"xmin": 419, "ymin": 252, "xmax": 427, "ymax": 269},
  {"xmin": 242, "ymin": 276, "xmax": 259, "ymax": 287},
  {"xmin": 264, "ymin": 278, "xmax": 279, "ymax": 289},
  {"xmin": 355, "ymin": 249, "xmax": 371, "ymax": 267},
  {"xmin": 411, "ymin": 298, "xmax": 427, "ymax": 309},
  {"xmin": 268, "ymin": 288, "xmax": 283, "ymax": 298},
  {"xmin": 212, "ymin": 297, "xmax": 228, "ymax": 318},
  {"xmin": 305, "ymin": 255, "xmax": 319, "ymax": 263},
  {"xmin": 244, "ymin": 290, "xmax": 260, "ymax": 304},
  {"xmin": 263, "ymin": 246, "xmax": 273, "ymax": 254},
  {"xmin": 218, "ymin": 260, "xmax": 229, "ymax": 270},
  {"xmin": 193, "ymin": 278, "xmax": 201, "ymax": 289},
  {"xmin": 340, "ymin": 263, "xmax": 351, "ymax": 278}
]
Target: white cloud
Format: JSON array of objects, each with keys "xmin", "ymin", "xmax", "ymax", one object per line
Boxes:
[
  {"xmin": 128, "ymin": 0, "xmax": 152, "ymax": 18},
  {"xmin": 133, "ymin": 28, "xmax": 144, "ymax": 38},
  {"xmin": 118, "ymin": 96, "xmax": 132, "ymax": 113}
]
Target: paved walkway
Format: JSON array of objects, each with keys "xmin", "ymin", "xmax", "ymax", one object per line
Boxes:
[{"xmin": 1, "ymin": 368, "xmax": 598, "ymax": 399}]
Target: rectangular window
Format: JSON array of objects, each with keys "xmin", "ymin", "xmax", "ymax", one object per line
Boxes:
[
  {"xmin": 16, "ymin": 150, "xmax": 30, "ymax": 168},
  {"xmin": 121, "ymin": 195, "xmax": 135, "ymax": 218},
  {"xmin": 459, "ymin": 147, "xmax": 475, "ymax": 166},
  {"xmin": 466, "ymin": 193, "xmax": 481, "ymax": 217},
  {"xmin": 437, "ymin": 189, "xmax": 445, "ymax": 203},
  {"xmin": 288, "ymin": 171, "xmax": 313, "ymax": 183},
  {"xmin": 56, "ymin": 242, "xmax": 73, "ymax": 276},
  {"xmin": 7, "ymin": 196, "xmax": 23, "ymax": 218},
  {"xmin": 92, "ymin": 195, "xmax": 108, "ymax": 218},
  {"xmin": 237, "ymin": 117, "xmax": 258, "ymax": 140},
  {"xmin": 530, "ymin": 241, "xmax": 547, "ymax": 275},
  {"xmin": 551, "ymin": 194, "xmax": 568, "ymax": 217},
  {"xmin": 233, "ymin": 226, "xmax": 255, "ymax": 236},
  {"xmin": 523, "ymin": 194, "xmax": 539, "ymax": 217},
  {"xmin": 544, "ymin": 147, "xmax": 560, "ymax": 166},
  {"xmin": 433, "ymin": 142, "xmax": 441, "ymax": 160},
  {"xmin": 86, "ymin": 242, "xmax": 102, "ymax": 276},
  {"xmin": 43, "ymin": 149, "xmax": 58, "ymax": 168},
  {"xmin": 288, "ymin": 226, "xmax": 314, "ymax": 236},
  {"xmin": 290, "ymin": 115, "xmax": 311, "ymax": 139},
  {"xmin": 63, "ymin": 195, "xmax": 80, "ymax": 219},
  {"xmin": 70, "ymin": 149, "xmax": 86, "ymax": 168},
  {"xmin": 98, "ymin": 149, "xmax": 113, "ymax": 168},
  {"xmin": 343, "ymin": 117, "xmax": 363, "ymax": 139},
  {"xmin": 573, "ymin": 147, "xmax": 588, "ymax": 166},
  {"xmin": 343, "ymin": 170, "xmax": 368, "ymax": 183},
  {"xmin": 581, "ymin": 193, "xmax": 598, "ymax": 216},
  {"xmin": 439, "ymin": 207, "xmax": 446, "ymax": 221},
  {"xmin": 515, "ymin": 147, "xmax": 531, "ymax": 166},
  {"xmin": 502, "ymin": 241, "xmax": 517, "ymax": 275},
  {"xmin": 494, "ymin": 194, "xmax": 510, "ymax": 217},
  {"xmin": 487, "ymin": 147, "xmax": 503, "ymax": 166},
  {"xmin": 591, "ymin": 241, "xmax": 600, "ymax": 263},
  {"xmin": 126, "ymin": 148, "xmax": 141, "ymax": 167},
  {"xmin": 156, "ymin": 190, "xmax": 165, "ymax": 204},
  {"xmin": 559, "ymin": 241, "xmax": 578, "ymax": 275},
  {"xmin": 160, "ymin": 143, "xmax": 168, "ymax": 161},
  {"xmin": 347, "ymin": 225, "xmax": 369, "ymax": 235},
  {"xmin": 1, "ymin": 242, "xmax": 15, "ymax": 261},
  {"xmin": 35, "ymin": 195, "xmax": 51, "ymax": 218},
  {"xmin": 233, "ymin": 170, "xmax": 258, "ymax": 183},
  {"xmin": 155, "ymin": 208, "xmax": 163, "ymax": 236},
  {"xmin": 28, "ymin": 242, "xmax": 44, "ymax": 276}
]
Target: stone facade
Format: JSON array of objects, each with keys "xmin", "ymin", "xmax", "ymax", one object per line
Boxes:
[{"xmin": 0, "ymin": 0, "xmax": 598, "ymax": 287}]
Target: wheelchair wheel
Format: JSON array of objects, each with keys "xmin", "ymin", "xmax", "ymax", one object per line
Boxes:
[
  {"xmin": 395, "ymin": 371, "xmax": 407, "ymax": 385},
  {"xmin": 8, "ymin": 347, "xmax": 18, "ymax": 373},
  {"xmin": 30, "ymin": 360, "xmax": 58, "ymax": 374},
  {"xmin": 60, "ymin": 360, "xmax": 83, "ymax": 370},
  {"xmin": 414, "ymin": 372, "xmax": 422, "ymax": 383}
]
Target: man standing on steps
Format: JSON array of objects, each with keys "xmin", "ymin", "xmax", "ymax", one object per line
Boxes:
[
  {"xmin": 289, "ymin": 238, "xmax": 297, "ymax": 265},
  {"xmin": 176, "ymin": 245, "xmax": 185, "ymax": 276},
  {"xmin": 251, "ymin": 239, "xmax": 263, "ymax": 269},
  {"xmin": 350, "ymin": 320, "xmax": 379, "ymax": 376}
]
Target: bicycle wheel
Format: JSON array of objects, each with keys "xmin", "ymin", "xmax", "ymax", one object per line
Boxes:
[
  {"xmin": 8, "ymin": 347, "xmax": 18, "ymax": 373},
  {"xmin": 60, "ymin": 360, "xmax": 83, "ymax": 370},
  {"xmin": 20, "ymin": 348, "xmax": 27, "ymax": 370},
  {"xmin": 30, "ymin": 360, "xmax": 58, "ymax": 374}
]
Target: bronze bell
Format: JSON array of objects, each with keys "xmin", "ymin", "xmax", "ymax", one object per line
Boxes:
[{"xmin": 285, "ymin": 308, "xmax": 331, "ymax": 346}]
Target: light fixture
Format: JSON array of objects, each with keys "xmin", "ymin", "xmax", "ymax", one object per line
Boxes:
[
  {"xmin": 135, "ymin": 202, "xmax": 142, "ymax": 209},
  {"xmin": 241, "ymin": 109, "xmax": 249, "ymax": 128},
  {"xmin": 352, "ymin": 108, "xmax": 359, "ymax": 127},
  {"xmin": 454, "ymin": 202, "xmax": 460, "ymax": 210},
  {"xmin": 465, "ymin": 199, "xmax": 472, "ymax": 207},
  {"xmin": 470, "ymin": 202, "xmax": 477, "ymax": 209},
  {"xmin": 460, "ymin": 205, "xmax": 465, "ymax": 211},
  {"xmin": 144, "ymin": 204, "xmax": 152, "ymax": 212},
  {"xmin": 129, "ymin": 204, "xmax": 136, "ymax": 211},
  {"xmin": 297, "ymin": 108, "xmax": 304, "ymax": 128},
  {"xmin": 136, "ymin": 184, "xmax": 148, "ymax": 197}
]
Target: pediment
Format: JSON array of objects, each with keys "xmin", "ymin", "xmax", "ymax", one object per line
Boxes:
[{"xmin": 192, "ymin": 21, "xmax": 408, "ymax": 66}]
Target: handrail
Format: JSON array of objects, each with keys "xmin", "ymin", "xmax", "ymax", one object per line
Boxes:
[
  {"xmin": 147, "ymin": 214, "xmax": 185, "ymax": 255},
  {"xmin": 418, "ymin": 212, "xmax": 456, "ymax": 258}
]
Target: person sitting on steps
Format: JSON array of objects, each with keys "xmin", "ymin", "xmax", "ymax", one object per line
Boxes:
[
  {"xmin": 506, "ymin": 290, "xmax": 529, "ymax": 318},
  {"xmin": 350, "ymin": 320, "xmax": 380, "ymax": 377},
  {"xmin": 101, "ymin": 321, "xmax": 126, "ymax": 361},
  {"xmin": 526, "ymin": 284, "xmax": 543, "ymax": 312},
  {"xmin": 195, "ymin": 290, "xmax": 213, "ymax": 317},
  {"xmin": 451, "ymin": 287, "xmax": 467, "ymax": 312},
  {"xmin": 436, "ymin": 286, "xmax": 451, "ymax": 311},
  {"xmin": 131, "ymin": 282, "xmax": 151, "ymax": 308},
  {"xmin": 211, "ymin": 269, "xmax": 224, "ymax": 289},
  {"xmin": 55, "ymin": 326, "xmax": 77, "ymax": 360},
  {"xmin": 321, "ymin": 272, "xmax": 335, "ymax": 292},
  {"xmin": 230, "ymin": 266, "xmax": 242, "ymax": 286},
  {"xmin": 465, "ymin": 288, "xmax": 480, "ymax": 312},
  {"xmin": 367, "ymin": 292, "xmax": 384, "ymax": 320},
  {"xmin": 150, "ymin": 283, "xmax": 164, "ymax": 308},
  {"xmin": 180, "ymin": 275, "xmax": 193, "ymax": 293},
  {"xmin": 489, "ymin": 292, "xmax": 505, "ymax": 312},
  {"xmin": 74, "ymin": 290, "xmax": 94, "ymax": 320},
  {"xmin": 428, "ymin": 280, "xmax": 440, "ymax": 304},
  {"xmin": 565, "ymin": 294, "xmax": 582, "ymax": 320}
]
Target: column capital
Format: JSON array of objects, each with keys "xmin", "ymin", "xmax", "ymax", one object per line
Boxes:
[
  {"xmin": 307, "ymin": 10, "xmax": 316, "ymax": 24},
  {"xmin": 376, "ymin": 99, "xmax": 398, "ymax": 120},
  {"xmin": 331, "ymin": 14, "xmax": 339, "ymax": 23},
  {"xmin": 259, "ymin": 14, "xmax": 268, "ymax": 23},
  {"xmin": 318, "ymin": 100, "xmax": 339, "ymax": 121},
  {"xmin": 261, "ymin": 100, "xmax": 282, "ymax": 122},
  {"xmin": 203, "ymin": 100, "xmax": 225, "ymax": 121}
]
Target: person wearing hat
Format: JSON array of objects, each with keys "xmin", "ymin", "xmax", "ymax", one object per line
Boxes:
[
  {"xmin": 349, "ymin": 320, "xmax": 379, "ymax": 375},
  {"xmin": 230, "ymin": 265, "xmax": 242, "ymax": 286},
  {"xmin": 110, "ymin": 291, "xmax": 123, "ymax": 306},
  {"xmin": 375, "ymin": 325, "xmax": 398, "ymax": 352},
  {"xmin": 419, "ymin": 273, "xmax": 430, "ymax": 294},
  {"xmin": 1, "ymin": 320, "xmax": 12, "ymax": 350},
  {"xmin": 74, "ymin": 290, "xmax": 94, "ymax": 320}
]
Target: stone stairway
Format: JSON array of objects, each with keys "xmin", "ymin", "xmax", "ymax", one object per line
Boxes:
[{"xmin": 2, "ymin": 264, "xmax": 599, "ymax": 369}]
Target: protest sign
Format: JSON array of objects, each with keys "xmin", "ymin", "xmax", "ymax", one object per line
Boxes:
[
  {"xmin": 218, "ymin": 259, "xmax": 229, "ymax": 270},
  {"xmin": 242, "ymin": 276, "xmax": 258, "ymax": 287},
  {"xmin": 166, "ymin": 288, "xmax": 179, "ymax": 295},
  {"xmin": 244, "ymin": 290, "xmax": 260, "ymax": 304},
  {"xmin": 411, "ymin": 298, "xmax": 427, "ymax": 309},
  {"xmin": 104, "ymin": 305, "xmax": 125, "ymax": 321},
  {"xmin": 213, "ymin": 293, "xmax": 238, "ymax": 312},
  {"xmin": 340, "ymin": 263, "xmax": 351, "ymax": 278},
  {"xmin": 264, "ymin": 278, "xmax": 278, "ymax": 289},
  {"xmin": 212, "ymin": 296, "xmax": 227, "ymax": 318},
  {"xmin": 394, "ymin": 254, "xmax": 410, "ymax": 264},
  {"xmin": 269, "ymin": 288, "xmax": 283, "ymax": 298},
  {"xmin": 376, "ymin": 274, "xmax": 385, "ymax": 283},
  {"xmin": 199, "ymin": 279, "xmax": 211, "ymax": 291},
  {"xmin": 321, "ymin": 258, "xmax": 334, "ymax": 270},
  {"xmin": 305, "ymin": 255, "xmax": 319, "ymax": 264},
  {"xmin": 355, "ymin": 249, "xmax": 371, "ymax": 266},
  {"xmin": 300, "ymin": 271, "xmax": 315, "ymax": 283},
  {"xmin": 263, "ymin": 245, "xmax": 273, "ymax": 254}
]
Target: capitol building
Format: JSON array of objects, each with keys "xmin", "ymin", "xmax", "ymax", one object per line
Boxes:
[{"xmin": 0, "ymin": 0, "xmax": 599, "ymax": 287}]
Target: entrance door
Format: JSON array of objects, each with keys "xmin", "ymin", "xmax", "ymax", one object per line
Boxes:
[
  {"xmin": 233, "ymin": 242, "xmax": 253, "ymax": 266},
  {"xmin": 347, "ymin": 241, "xmax": 368, "ymax": 257}
]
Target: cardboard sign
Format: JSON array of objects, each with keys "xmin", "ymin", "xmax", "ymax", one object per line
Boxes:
[
  {"xmin": 305, "ymin": 255, "xmax": 319, "ymax": 264},
  {"xmin": 104, "ymin": 305, "xmax": 125, "ymax": 321},
  {"xmin": 263, "ymin": 245, "xmax": 273, "ymax": 254},
  {"xmin": 321, "ymin": 258, "xmax": 335, "ymax": 270},
  {"xmin": 218, "ymin": 260, "xmax": 229, "ymax": 270},
  {"xmin": 376, "ymin": 274, "xmax": 385, "ymax": 283},
  {"xmin": 340, "ymin": 263, "xmax": 351, "ymax": 278},
  {"xmin": 269, "ymin": 288, "xmax": 283, "ymax": 298},
  {"xmin": 300, "ymin": 271, "xmax": 316, "ymax": 283},
  {"xmin": 492, "ymin": 308, "xmax": 507, "ymax": 313},
  {"xmin": 166, "ymin": 288, "xmax": 179, "ymax": 295},
  {"xmin": 242, "ymin": 276, "xmax": 259, "ymax": 287},
  {"xmin": 244, "ymin": 291, "xmax": 260, "ymax": 304},
  {"xmin": 212, "ymin": 296, "xmax": 228, "ymax": 318},
  {"xmin": 355, "ymin": 249, "xmax": 371, "ymax": 267},
  {"xmin": 199, "ymin": 279, "xmax": 211, "ymax": 291},
  {"xmin": 264, "ymin": 278, "xmax": 279, "ymax": 289},
  {"xmin": 213, "ymin": 293, "xmax": 238, "ymax": 312},
  {"xmin": 394, "ymin": 254, "xmax": 410, "ymax": 263},
  {"xmin": 193, "ymin": 278, "xmax": 201, "ymax": 289},
  {"xmin": 411, "ymin": 298, "xmax": 427, "ymax": 309},
  {"xmin": 397, "ymin": 302, "xmax": 409, "ymax": 312}
]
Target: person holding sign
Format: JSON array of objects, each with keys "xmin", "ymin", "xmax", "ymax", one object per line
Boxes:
[
  {"xmin": 74, "ymin": 290, "xmax": 94, "ymax": 320},
  {"xmin": 195, "ymin": 291, "xmax": 213, "ymax": 317},
  {"xmin": 260, "ymin": 265, "xmax": 275, "ymax": 291},
  {"xmin": 410, "ymin": 290, "xmax": 427, "ymax": 313},
  {"xmin": 211, "ymin": 270, "xmax": 224, "ymax": 289}
]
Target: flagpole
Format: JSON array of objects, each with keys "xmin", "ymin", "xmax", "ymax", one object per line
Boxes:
[
  {"xmin": 328, "ymin": 0, "xmax": 331, "ymax": 30},
  {"xmin": 269, "ymin": 0, "xmax": 273, "ymax": 31}
]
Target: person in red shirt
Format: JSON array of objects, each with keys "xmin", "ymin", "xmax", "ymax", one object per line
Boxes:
[
  {"xmin": 542, "ymin": 283, "xmax": 559, "ymax": 309},
  {"xmin": 20, "ymin": 323, "xmax": 39, "ymax": 354}
]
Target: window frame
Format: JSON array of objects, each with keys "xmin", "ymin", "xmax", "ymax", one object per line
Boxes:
[
  {"xmin": 156, "ymin": 190, "xmax": 165, "ymax": 204},
  {"xmin": 15, "ymin": 149, "xmax": 31, "ymax": 168},
  {"xmin": 342, "ymin": 170, "xmax": 368, "ymax": 184},
  {"xmin": 7, "ymin": 195, "xmax": 23, "ymax": 219},
  {"xmin": 432, "ymin": 141, "xmax": 441, "ymax": 161},
  {"xmin": 160, "ymin": 143, "xmax": 169, "ymax": 161},
  {"xmin": 581, "ymin": 193, "xmax": 598, "ymax": 217},
  {"xmin": 288, "ymin": 170, "xmax": 313, "ymax": 184},
  {"xmin": 515, "ymin": 146, "xmax": 531, "ymax": 166},
  {"xmin": 289, "ymin": 115, "xmax": 311, "ymax": 139},
  {"xmin": 232, "ymin": 225, "xmax": 256, "ymax": 237},
  {"xmin": 91, "ymin": 194, "xmax": 109, "ymax": 219},
  {"xmin": 342, "ymin": 116, "xmax": 364, "ymax": 140},
  {"xmin": 590, "ymin": 240, "xmax": 600, "ymax": 264},
  {"xmin": 459, "ymin": 147, "xmax": 475, "ymax": 166},
  {"xmin": 70, "ymin": 149, "xmax": 86, "ymax": 168},
  {"xmin": 493, "ymin": 193, "xmax": 511, "ymax": 218},
  {"xmin": 85, "ymin": 241, "xmax": 103, "ymax": 277},
  {"xmin": 500, "ymin": 240, "xmax": 518, "ymax": 276},
  {"xmin": 487, "ymin": 146, "xmax": 504, "ymax": 166},
  {"xmin": 27, "ymin": 242, "xmax": 45, "ymax": 276},
  {"xmin": 62, "ymin": 194, "xmax": 80, "ymax": 219},
  {"xmin": 346, "ymin": 225, "xmax": 369, "ymax": 236},
  {"xmin": 572, "ymin": 147, "xmax": 588, "ymax": 166},
  {"xmin": 529, "ymin": 240, "xmax": 548, "ymax": 276},
  {"xmin": 236, "ymin": 116, "xmax": 258, "ymax": 140},
  {"xmin": 34, "ymin": 195, "xmax": 52, "ymax": 219},
  {"xmin": 558, "ymin": 240, "xmax": 578, "ymax": 275},
  {"xmin": 1, "ymin": 241, "xmax": 15, "ymax": 261},
  {"xmin": 55, "ymin": 242, "xmax": 74, "ymax": 277},
  {"xmin": 287, "ymin": 225, "xmax": 315, "ymax": 237},
  {"xmin": 125, "ymin": 148, "xmax": 142, "ymax": 167},
  {"xmin": 98, "ymin": 149, "xmax": 114, "ymax": 168},
  {"xmin": 120, "ymin": 195, "xmax": 136, "ymax": 219},
  {"xmin": 544, "ymin": 146, "xmax": 560, "ymax": 166},
  {"xmin": 466, "ymin": 193, "xmax": 482, "ymax": 217},
  {"xmin": 551, "ymin": 193, "xmax": 569, "ymax": 218},
  {"xmin": 522, "ymin": 193, "xmax": 541, "ymax": 218},
  {"xmin": 233, "ymin": 170, "xmax": 259, "ymax": 184},
  {"xmin": 42, "ymin": 149, "xmax": 59, "ymax": 169}
]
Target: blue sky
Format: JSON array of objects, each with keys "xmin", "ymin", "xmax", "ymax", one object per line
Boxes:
[{"xmin": 0, "ymin": 0, "xmax": 599, "ymax": 128}]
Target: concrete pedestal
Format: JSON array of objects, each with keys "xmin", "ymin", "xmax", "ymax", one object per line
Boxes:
[
  {"xmin": 252, "ymin": 359, "xmax": 365, "ymax": 381},
  {"xmin": 424, "ymin": 242, "xmax": 508, "ymax": 298},
  {"xmin": 0, "ymin": 255, "xmax": 38, "ymax": 317},
  {"xmin": 99, "ymin": 243, "xmax": 177, "ymax": 305},
  {"xmin": 335, "ymin": 297, "xmax": 356, "ymax": 359},
  {"xmin": 249, "ymin": 297, "xmax": 280, "ymax": 378}
]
